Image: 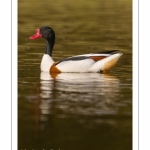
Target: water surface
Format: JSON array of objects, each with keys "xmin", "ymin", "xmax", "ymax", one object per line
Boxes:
[{"xmin": 18, "ymin": 0, "xmax": 132, "ymax": 150}]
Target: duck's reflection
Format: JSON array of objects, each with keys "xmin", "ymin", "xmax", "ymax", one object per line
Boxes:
[{"xmin": 39, "ymin": 72, "xmax": 120, "ymax": 123}]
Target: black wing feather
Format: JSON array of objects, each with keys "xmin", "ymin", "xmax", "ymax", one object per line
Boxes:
[{"xmin": 93, "ymin": 50, "xmax": 121, "ymax": 54}]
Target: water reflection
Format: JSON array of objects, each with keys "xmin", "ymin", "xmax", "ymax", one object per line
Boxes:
[
  {"xmin": 19, "ymin": 71, "xmax": 131, "ymax": 149},
  {"xmin": 39, "ymin": 72, "xmax": 120, "ymax": 123}
]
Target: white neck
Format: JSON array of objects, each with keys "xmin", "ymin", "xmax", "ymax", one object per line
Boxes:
[{"xmin": 40, "ymin": 54, "xmax": 54, "ymax": 72}]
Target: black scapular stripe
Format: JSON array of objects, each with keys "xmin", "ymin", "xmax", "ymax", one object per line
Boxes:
[
  {"xmin": 55, "ymin": 50, "xmax": 121, "ymax": 66},
  {"xmin": 55, "ymin": 56, "xmax": 89, "ymax": 65}
]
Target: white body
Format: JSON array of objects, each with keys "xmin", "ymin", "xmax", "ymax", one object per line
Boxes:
[
  {"xmin": 40, "ymin": 54, "xmax": 54, "ymax": 72},
  {"xmin": 40, "ymin": 53, "xmax": 123, "ymax": 73}
]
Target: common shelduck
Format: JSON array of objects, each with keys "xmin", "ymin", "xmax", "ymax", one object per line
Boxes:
[{"xmin": 29, "ymin": 26, "xmax": 123, "ymax": 73}]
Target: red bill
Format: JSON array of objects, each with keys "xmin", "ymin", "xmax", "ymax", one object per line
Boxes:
[{"xmin": 29, "ymin": 29, "xmax": 42, "ymax": 39}]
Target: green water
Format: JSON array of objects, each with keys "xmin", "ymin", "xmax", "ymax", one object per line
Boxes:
[{"xmin": 18, "ymin": 0, "xmax": 132, "ymax": 150}]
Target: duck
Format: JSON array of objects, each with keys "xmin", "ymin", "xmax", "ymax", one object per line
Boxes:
[{"xmin": 29, "ymin": 26, "xmax": 123, "ymax": 73}]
